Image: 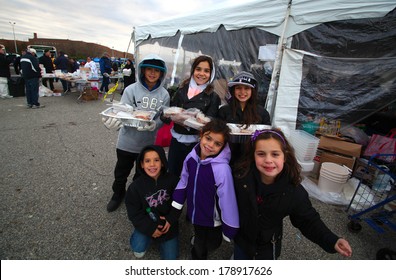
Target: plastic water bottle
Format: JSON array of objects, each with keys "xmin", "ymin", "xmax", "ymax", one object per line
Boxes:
[
  {"xmin": 146, "ymin": 207, "xmax": 158, "ymax": 222},
  {"xmin": 146, "ymin": 207, "xmax": 166, "ymax": 227}
]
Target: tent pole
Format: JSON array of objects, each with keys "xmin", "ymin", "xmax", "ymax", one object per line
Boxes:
[
  {"xmin": 125, "ymin": 32, "xmax": 133, "ymax": 61},
  {"xmin": 267, "ymin": 0, "xmax": 292, "ymax": 123}
]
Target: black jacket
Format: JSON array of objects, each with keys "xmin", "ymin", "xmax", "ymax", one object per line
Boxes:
[
  {"xmin": 217, "ymin": 103, "xmax": 271, "ymax": 125},
  {"xmin": 234, "ymin": 167, "xmax": 339, "ymax": 259},
  {"xmin": 123, "ymin": 62, "xmax": 136, "ymax": 88},
  {"xmin": 39, "ymin": 55, "xmax": 54, "ymax": 73},
  {"xmin": 171, "ymin": 82, "xmax": 220, "ymax": 135},
  {"xmin": 0, "ymin": 53, "xmax": 11, "ymax": 78},
  {"xmin": 125, "ymin": 145, "xmax": 180, "ymax": 241}
]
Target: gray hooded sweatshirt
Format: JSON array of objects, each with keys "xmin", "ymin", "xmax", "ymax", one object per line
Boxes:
[{"xmin": 116, "ymin": 54, "xmax": 170, "ymax": 153}]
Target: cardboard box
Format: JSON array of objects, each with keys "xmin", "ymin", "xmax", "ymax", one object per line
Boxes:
[
  {"xmin": 308, "ymin": 136, "xmax": 362, "ymax": 179},
  {"xmin": 81, "ymin": 89, "xmax": 98, "ymax": 101},
  {"xmin": 319, "ymin": 150, "xmax": 355, "ymax": 169},
  {"xmin": 318, "ymin": 136, "xmax": 362, "ymax": 157},
  {"xmin": 308, "ymin": 149, "xmax": 356, "ymax": 179}
]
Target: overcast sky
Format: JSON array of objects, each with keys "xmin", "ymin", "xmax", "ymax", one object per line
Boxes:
[{"xmin": 0, "ymin": 0, "xmax": 239, "ymax": 53}]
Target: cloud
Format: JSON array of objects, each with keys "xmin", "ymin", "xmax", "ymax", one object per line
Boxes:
[{"xmin": 0, "ymin": 0, "xmax": 239, "ymax": 52}]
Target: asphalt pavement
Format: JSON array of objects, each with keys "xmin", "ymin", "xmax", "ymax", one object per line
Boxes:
[{"xmin": 0, "ymin": 81, "xmax": 395, "ymax": 261}]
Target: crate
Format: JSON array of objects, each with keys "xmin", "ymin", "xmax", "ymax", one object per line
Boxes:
[{"xmin": 81, "ymin": 88, "xmax": 98, "ymax": 101}]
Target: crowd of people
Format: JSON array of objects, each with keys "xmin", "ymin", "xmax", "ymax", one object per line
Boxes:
[
  {"xmin": 0, "ymin": 45, "xmax": 134, "ymax": 106},
  {"xmin": 102, "ymin": 54, "xmax": 353, "ymax": 260}
]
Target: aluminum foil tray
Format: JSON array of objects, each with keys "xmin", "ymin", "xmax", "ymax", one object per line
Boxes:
[{"xmin": 100, "ymin": 107, "xmax": 156, "ymax": 128}]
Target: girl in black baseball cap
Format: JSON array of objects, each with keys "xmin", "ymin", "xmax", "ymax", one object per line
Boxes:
[{"xmin": 218, "ymin": 71, "xmax": 271, "ymax": 164}]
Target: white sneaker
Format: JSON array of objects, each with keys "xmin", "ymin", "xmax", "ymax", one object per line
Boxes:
[
  {"xmin": 133, "ymin": 251, "xmax": 146, "ymax": 258},
  {"xmin": 1, "ymin": 95, "xmax": 13, "ymax": 99}
]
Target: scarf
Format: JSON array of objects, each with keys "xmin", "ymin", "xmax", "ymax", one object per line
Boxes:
[{"xmin": 187, "ymin": 78, "xmax": 209, "ymax": 99}]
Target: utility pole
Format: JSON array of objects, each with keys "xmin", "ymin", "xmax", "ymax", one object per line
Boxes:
[{"xmin": 9, "ymin": 21, "xmax": 18, "ymax": 53}]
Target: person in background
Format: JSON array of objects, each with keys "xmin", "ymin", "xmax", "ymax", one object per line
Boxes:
[
  {"xmin": 125, "ymin": 145, "xmax": 180, "ymax": 259},
  {"xmin": 39, "ymin": 49, "xmax": 55, "ymax": 91},
  {"xmin": 168, "ymin": 119, "xmax": 239, "ymax": 259},
  {"xmin": 68, "ymin": 57, "xmax": 79, "ymax": 73},
  {"xmin": 54, "ymin": 51, "xmax": 69, "ymax": 94},
  {"xmin": 103, "ymin": 54, "xmax": 170, "ymax": 212},
  {"xmin": 0, "ymin": 46, "xmax": 13, "ymax": 99},
  {"xmin": 99, "ymin": 52, "xmax": 112, "ymax": 94},
  {"xmin": 121, "ymin": 58, "xmax": 136, "ymax": 95},
  {"xmin": 164, "ymin": 55, "xmax": 221, "ymax": 177},
  {"xmin": 232, "ymin": 128, "xmax": 352, "ymax": 260},
  {"xmin": 218, "ymin": 71, "xmax": 271, "ymax": 165},
  {"xmin": 84, "ymin": 56, "xmax": 99, "ymax": 89},
  {"xmin": 112, "ymin": 60, "xmax": 119, "ymax": 73},
  {"xmin": 85, "ymin": 56, "xmax": 98, "ymax": 77},
  {"xmin": 13, "ymin": 50, "xmax": 26, "ymax": 75},
  {"xmin": 20, "ymin": 48, "xmax": 44, "ymax": 108},
  {"xmin": 65, "ymin": 57, "xmax": 79, "ymax": 92}
]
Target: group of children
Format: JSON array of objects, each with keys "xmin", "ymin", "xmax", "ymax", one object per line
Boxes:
[{"xmin": 103, "ymin": 54, "xmax": 353, "ymax": 260}]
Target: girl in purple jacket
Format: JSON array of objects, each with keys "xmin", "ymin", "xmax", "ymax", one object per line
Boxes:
[{"xmin": 168, "ymin": 119, "xmax": 239, "ymax": 259}]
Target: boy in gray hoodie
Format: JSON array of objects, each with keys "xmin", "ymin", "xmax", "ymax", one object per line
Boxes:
[{"xmin": 105, "ymin": 54, "xmax": 170, "ymax": 212}]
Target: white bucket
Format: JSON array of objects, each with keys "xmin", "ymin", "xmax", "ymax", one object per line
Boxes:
[
  {"xmin": 318, "ymin": 162, "xmax": 350, "ymax": 193},
  {"xmin": 320, "ymin": 169, "xmax": 350, "ymax": 181},
  {"xmin": 321, "ymin": 162, "xmax": 350, "ymax": 176},
  {"xmin": 318, "ymin": 174, "xmax": 345, "ymax": 193},
  {"xmin": 320, "ymin": 172, "xmax": 348, "ymax": 183}
]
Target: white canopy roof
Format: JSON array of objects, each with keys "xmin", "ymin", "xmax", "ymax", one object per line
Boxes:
[{"xmin": 134, "ymin": 0, "xmax": 396, "ymax": 44}]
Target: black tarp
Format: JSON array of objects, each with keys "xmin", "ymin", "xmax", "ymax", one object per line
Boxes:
[{"xmin": 292, "ymin": 8, "xmax": 396, "ymax": 131}]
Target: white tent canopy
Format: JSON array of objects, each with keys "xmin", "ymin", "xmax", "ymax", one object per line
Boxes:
[
  {"xmin": 134, "ymin": 0, "xmax": 396, "ymax": 45},
  {"xmin": 133, "ymin": 0, "xmax": 396, "ymax": 133}
]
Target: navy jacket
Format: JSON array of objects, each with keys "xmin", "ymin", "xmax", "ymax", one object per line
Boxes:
[
  {"xmin": 54, "ymin": 54, "xmax": 69, "ymax": 71},
  {"xmin": 20, "ymin": 53, "xmax": 41, "ymax": 79}
]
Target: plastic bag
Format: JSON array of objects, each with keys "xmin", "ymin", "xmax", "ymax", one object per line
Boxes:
[
  {"xmin": 301, "ymin": 177, "xmax": 351, "ymax": 205},
  {"xmin": 363, "ymin": 131, "xmax": 396, "ymax": 162},
  {"xmin": 340, "ymin": 126, "xmax": 369, "ymax": 146},
  {"xmin": 39, "ymin": 85, "xmax": 54, "ymax": 97}
]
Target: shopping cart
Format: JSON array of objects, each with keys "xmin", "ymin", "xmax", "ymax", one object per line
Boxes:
[{"xmin": 346, "ymin": 153, "xmax": 396, "ymax": 234}]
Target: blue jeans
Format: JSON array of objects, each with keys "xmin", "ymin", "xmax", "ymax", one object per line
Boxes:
[
  {"xmin": 25, "ymin": 77, "xmax": 39, "ymax": 106},
  {"xmin": 60, "ymin": 70, "xmax": 69, "ymax": 92},
  {"xmin": 233, "ymin": 243, "xmax": 251, "ymax": 260},
  {"xmin": 130, "ymin": 229, "xmax": 179, "ymax": 260}
]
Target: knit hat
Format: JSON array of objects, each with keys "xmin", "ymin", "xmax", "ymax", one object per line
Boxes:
[
  {"xmin": 228, "ymin": 71, "xmax": 257, "ymax": 89},
  {"xmin": 140, "ymin": 59, "xmax": 166, "ymax": 72}
]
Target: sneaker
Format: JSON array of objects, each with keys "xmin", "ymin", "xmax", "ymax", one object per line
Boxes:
[
  {"xmin": 27, "ymin": 104, "xmax": 33, "ymax": 109},
  {"xmin": 133, "ymin": 251, "xmax": 146, "ymax": 258},
  {"xmin": 32, "ymin": 104, "xmax": 45, "ymax": 109},
  {"xmin": 1, "ymin": 95, "xmax": 13, "ymax": 99}
]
